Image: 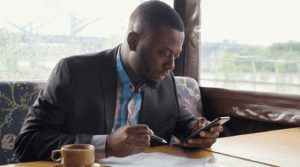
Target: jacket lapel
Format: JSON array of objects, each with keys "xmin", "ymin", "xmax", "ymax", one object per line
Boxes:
[
  {"xmin": 101, "ymin": 45, "xmax": 119, "ymax": 134},
  {"xmin": 139, "ymin": 90, "xmax": 155, "ymax": 129}
]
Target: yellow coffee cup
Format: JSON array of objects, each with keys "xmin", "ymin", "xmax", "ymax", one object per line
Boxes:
[{"xmin": 51, "ymin": 144, "xmax": 95, "ymax": 167}]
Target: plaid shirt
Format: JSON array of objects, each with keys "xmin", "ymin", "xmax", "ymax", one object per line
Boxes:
[
  {"xmin": 92, "ymin": 46, "xmax": 146, "ymax": 158},
  {"xmin": 111, "ymin": 46, "xmax": 146, "ymax": 132}
]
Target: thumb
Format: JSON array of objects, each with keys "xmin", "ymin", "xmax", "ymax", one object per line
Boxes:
[
  {"xmin": 193, "ymin": 117, "xmax": 206, "ymax": 132},
  {"xmin": 198, "ymin": 117, "xmax": 206, "ymax": 128}
]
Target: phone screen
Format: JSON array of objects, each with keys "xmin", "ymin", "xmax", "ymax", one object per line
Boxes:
[{"xmin": 182, "ymin": 116, "xmax": 230, "ymax": 143}]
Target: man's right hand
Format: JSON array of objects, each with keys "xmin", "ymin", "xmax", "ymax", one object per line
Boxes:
[{"xmin": 105, "ymin": 124, "xmax": 154, "ymax": 157}]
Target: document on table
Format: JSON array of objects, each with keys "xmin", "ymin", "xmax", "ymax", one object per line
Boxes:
[{"xmin": 97, "ymin": 152, "xmax": 212, "ymax": 167}]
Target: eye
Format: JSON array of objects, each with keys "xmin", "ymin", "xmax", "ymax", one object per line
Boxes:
[
  {"xmin": 174, "ymin": 53, "xmax": 181, "ymax": 59},
  {"xmin": 160, "ymin": 52, "xmax": 169, "ymax": 58}
]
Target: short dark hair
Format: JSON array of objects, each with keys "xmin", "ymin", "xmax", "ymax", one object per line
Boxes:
[{"xmin": 129, "ymin": 1, "xmax": 184, "ymax": 34}]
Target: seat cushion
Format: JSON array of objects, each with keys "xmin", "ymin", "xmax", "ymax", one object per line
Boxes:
[
  {"xmin": 174, "ymin": 76, "xmax": 203, "ymax": 117},
  {"xmin": 0, "ymin": 81, "xmax": 45, "ymax": 165}
]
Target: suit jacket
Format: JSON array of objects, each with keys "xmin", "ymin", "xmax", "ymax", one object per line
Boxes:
[{"xmin": 14, "ymin": 45, "xmax": 197, "ymax": 162}]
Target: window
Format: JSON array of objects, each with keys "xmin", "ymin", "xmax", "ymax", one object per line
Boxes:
[
  {"xmin": 0, "ymin": 0, "xmax": 173, "ymax": 81},
  {"xmin": 200, "ymin": 0, "xmax": 300, "ymax": 95}
]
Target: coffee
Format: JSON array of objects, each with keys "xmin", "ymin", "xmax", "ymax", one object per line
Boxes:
[{"xmin": 65, "ymin": 147, "xmax": 89, "ymax": 150}]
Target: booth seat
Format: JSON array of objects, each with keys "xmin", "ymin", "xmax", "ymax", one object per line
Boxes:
[
  {"xmin": 0, "ymin": 76, "xmax": 202, "ymax": 165},
  {"xmin": 0, "ymin": 81, "xmax": 45, "ymax": 165}
]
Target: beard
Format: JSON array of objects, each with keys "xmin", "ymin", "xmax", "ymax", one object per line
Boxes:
[{"xmin": 136, "ymin": 47, "xmax": 161, "ymax": 89}]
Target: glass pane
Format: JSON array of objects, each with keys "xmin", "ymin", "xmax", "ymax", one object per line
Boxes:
[
  {"xmin": 200, "ymin": 0, "xmax": 300, "ymax": 95},
  {"xmin": 0, "ymin": 0, "xmax": 173, "ymax": 81}
]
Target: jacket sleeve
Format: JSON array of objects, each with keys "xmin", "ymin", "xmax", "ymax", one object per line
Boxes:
[
  {"xmin": 171, "ymin": 74, "xmax": 198, "ymax": 142},
  {"xmin": 14, "ymin": 58, "xmax": 93, "ymax": 162}
]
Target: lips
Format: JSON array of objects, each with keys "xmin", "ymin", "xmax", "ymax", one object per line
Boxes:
[
  {"xmin": 159, "ymin": 71, "xmax": 169, "ymax": 78},
  {"xmin": 161, "ymin": 73, "xmax": 167, "ymax": 77},
  {"xmin": 160, "ymin": 71, "xmax": 169, "ymax": 76},
  {"xmin": 152, "ymin": 71, "xmax": 169, "ymax": 81}
]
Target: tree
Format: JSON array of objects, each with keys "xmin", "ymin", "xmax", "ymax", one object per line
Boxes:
[
  {"xmin": 0, "ymin": 28, "xmax": 28, "ymax": 80},
  {"xmin": 239, "ymin": 45, "xmax": 264, "ymax": 57},
  {"xmin": 286, "ymin": 41, "xmax": 300, "ymax": 52}
]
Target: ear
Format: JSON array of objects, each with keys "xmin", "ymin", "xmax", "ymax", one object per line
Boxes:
[{"xmin": 127, "ymin": 31, "xmax": 139, "ymax": 51}]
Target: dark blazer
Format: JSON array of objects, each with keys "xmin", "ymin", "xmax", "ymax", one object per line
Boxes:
[{"xmin": 14, "ymin": 45, "xmax": 197, "ymax": 162}]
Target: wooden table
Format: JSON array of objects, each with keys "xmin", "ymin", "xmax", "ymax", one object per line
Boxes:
[
  {"xmin": 210, "ymin": 127, "xmax": 300, "ymax": 167},
  {"xmin": 145, "ymin": 145, "xmax": 272, "ymax": 167},
  {"xmin": 1, "ymin": 145, "xmax": 273, "ymax": 167}
]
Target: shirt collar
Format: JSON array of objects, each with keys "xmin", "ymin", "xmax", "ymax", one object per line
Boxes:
[{"xmin": 116, "ymin": 46, "xmax": 147, "ymax": 92}]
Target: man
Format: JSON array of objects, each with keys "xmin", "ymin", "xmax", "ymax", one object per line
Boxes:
[{"xmin": 14, "ymin": 1, "xmax": 223, "ymax": 161}]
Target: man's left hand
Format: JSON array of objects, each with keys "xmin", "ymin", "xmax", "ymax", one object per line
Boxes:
[{"xmin": 183, "ymin": 117, "xmax": 223, "ymax": 149}]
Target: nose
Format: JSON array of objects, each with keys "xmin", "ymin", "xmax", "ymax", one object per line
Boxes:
[{"xmin": 164, "ymin": 56, "xmax": 175, "ymax": 71}]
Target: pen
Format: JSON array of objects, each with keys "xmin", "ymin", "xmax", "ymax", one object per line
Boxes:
[
  {"xmin": 126, "ymin": 123, "xmax": 168, "ymax": 144},
  {"xmin": 151, "ymin": 135, "xmax": 168, "ymax": 144}
]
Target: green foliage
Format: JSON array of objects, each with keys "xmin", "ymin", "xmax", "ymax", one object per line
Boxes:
[
  {"xmin": 221, "ymin": 52, "xmax": 236, "ymax": 79},
  {"xmin": 268, "ymin": 42, "xmax": 290, "ymax": 52},
  {"xmin": 236, "ymin": 62, "xmax": 253, "ymax": 72},
  {"xmin": 0, "ymin": 28, "xmax": 108, "ymax": 80},
  {"xmin": 0, "ymin": 29, "xmax": 26, "ymax": 80},
  {"xmin": 259, "ymin": 69, "xmax": 271, "ymax": 81},
  {"xmin": 264, "ymin": 41, "xmax": 300, "ymax": 60},
  {"xmin": 239, "ymin": 45, "xmax": 264, "ymax": 56},
  {"xmin": 268, "ymin": 41, "xmax": 300, "ymax": 53},
  {"xmin": 255, "ymin": 62, "xmax": 275, "ymax": 72},
  {"xmin": 287, "ymin": 41, "xmax": 300, "ymax": 52},
  {"xmin": 222, "ymin": 40, "xmax": 300, "ymax": 75},
  {"xmin": 219, "ymin": 41, "xmax": 300, "ymax": 84},
  {"xmin": 236, "ymin": 41, "xmax": 300, "ymax": 61}
]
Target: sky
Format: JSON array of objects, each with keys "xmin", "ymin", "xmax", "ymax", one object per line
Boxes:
[
  {"xmin": 0, "ymin": 0, "xmax": 299, "ymax": 47},
  {"xmin": 0, "ymin": 0, "xmax": 144, "ymax": 38},
  {"xmin": 201, "ymin": 0, "xmax": 300, "ymax": 46}
]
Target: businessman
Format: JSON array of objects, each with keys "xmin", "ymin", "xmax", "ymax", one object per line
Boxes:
[{"xmin": 14, "ymin": 1, "xmax": 223, "ymax": 161}]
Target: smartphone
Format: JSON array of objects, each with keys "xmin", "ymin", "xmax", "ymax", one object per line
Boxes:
[{"xmin": 182, "ymin": 116, "xmax": 230, "ymax": 143}]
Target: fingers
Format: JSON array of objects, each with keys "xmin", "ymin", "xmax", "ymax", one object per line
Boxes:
[
  {"xmin": 134, "ymin": 141, "xmax": 151, "ymax": 148},
  {"xmin": 205, "ymin": 120, "xmax": 211, "ymax": 126},
  {"xmin": 125, "ymin": 135, "xmax": 150, "ymax": 148},
  {"xmin": 200, "ymin": 131, "xmax": 219, "ymax": 138},
  {"xmin": 183, "ymin": 138, "xmax": 217, "ymax": 148},
  {"xmin": 194, "ymin": 117, "xmax": 211, "ymax": 129},
  {"xmin": 193, "ymin": 117, "xmax": 223, "ymax": 137},
  {"xmin": 134, "ymin": 148, "xmax": 146, "ymax": 154},
  {"xmin": 127, "ymin": 124, "xmax": 154, "ymax": 136},
  {"xmin": 210, "ymin": 126, "xmax": 223, "ymax": 133},
  {"xmin": 125, "ymin": 124, "xmax": 152, "ymax": 148},
  {"xmin": 183, "ymin": 143, "xmax": 214, "ymax": 149},
  {"xmin": 107, "ymin": 124, "xmax": 153, "ymax": 157},
  {"xmin": 194, "ymin": 137, "xmax": 216, "ymax": 145},
  {"xmin": 198, "ymin": 117, "xmax": 206, "ymax": 127},
  {"xmin": 132, "ymin": 133, "xmax": 151, "ymax": 142},
  {"xmin": 193, "ymin": 117, "xmax": 206, "ymax": 133}
]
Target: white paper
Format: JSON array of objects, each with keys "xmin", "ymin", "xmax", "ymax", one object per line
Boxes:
[
  {"xmin": 204, "ymin": 163, "xmax": 228, "ymax": 167},
  {"xmin": 97, "ymin": 152, "xmax": 212, "ymax": 167}
]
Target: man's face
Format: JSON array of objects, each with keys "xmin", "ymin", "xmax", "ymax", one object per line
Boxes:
[{"xmin": 135, "ymin": 25, "xmax": 185, "ymax": 88}]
